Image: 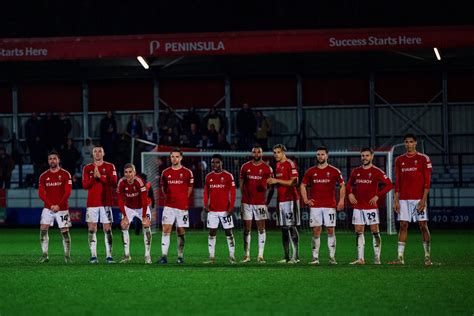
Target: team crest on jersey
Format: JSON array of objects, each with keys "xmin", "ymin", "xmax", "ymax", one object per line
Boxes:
[
  {"xmin": 259, "ymin": 169, "xmax": 262, "ymax": 174},
  {"xmin": 125, "ymin": 187, "xmax": 129, "ymax": 191},
  {"xmin": 368, "ymin": 173, "xmax": 372, "ymax": 178},
  {"xmin": 58, "ymin": 175, "xmax": 62, "ymax": 180},
  {"xmin": 326, "ymin": 172, "xmax": 330, "ymax": 177},
  {"xmin": 357, "ymin": 173, "xmax": 360, "ymax": 176},
  {"xmin": 180, "ymin": 173, "xmax": 183, "ymax": 179},
  {"xmin": 414, "ymin": 160, "xmax": 418, "ymax": 165},
  {"xmin": 102, "ymin": 168, "xmax": 106, "ymax": 172},
  {"xmin": 221, "ymin": 177, "xmax": 224, "ymax": 182}
]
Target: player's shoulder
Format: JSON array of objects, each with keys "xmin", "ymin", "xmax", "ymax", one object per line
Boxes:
[
  {"xmin": 286, "ymin": 158, "xmax": 297, "ymax": 168},
  {"xmin": 161, "ymin": 166, "xmax": 173, "ymax": 175},
  {"xmin": 241, "ymin": 161, "xmax": 252, "ymax": 169},
  {"xmin": 83, "ymin": 163, "xmax": 94, "ymax": 170},
  {"xmin": 327, "ymin": 164, "xmax": 343, "ymax": 174},
  {"xmin": 117, "ymin": 177, "xmax": 126, "ymax": 187},
  {"xmin": 134, "ymin": 176, "xmax": 145, "ymax": 186},
  {"xmin": 416, "ymin": 152, "xmax": 431, "ymax": 162},
  {"xmin": 60, "ymin": 168, "xmax": 73, "ymax": 179},
  {"xmin": 39, "ymin": 169, "xmax": 50, "ymax": 179},
  {"xmin": 181, "ymin": 166, "xmax": 194, "ymax": 176},
  {"xmin": 222, "ymin": 170, "xmax": 234, "ymax": 179},
  {"xmin": 371, "ymin": 165, "xmax": 386, "ymax": 175}
]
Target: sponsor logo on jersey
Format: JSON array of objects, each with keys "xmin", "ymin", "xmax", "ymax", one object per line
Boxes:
[
  {"xmin": 210, "ymin": 184, "xmax": 226, "ymax": 189},
  {"xmin": 248, "ymin": 175, "xmax": 263, "ymax": 180},
  {"xmin": 125, "ymin": 192, "xmax": 139, "ymax": 198},
  {"xmin": 168, "ymin": 180, "xmax": 184, "ymax": 184},
  {"xmin": 402, "ymin": 167, "xmax": 418, "ymax": 172},
  {"xmin": 355, "ymin": 179, "xmax": 372, "ymax": 184},
  {"xmin": 46, "ymin": 181, "xmax": 62, "ymax": 187},
  {"xmin": 313, "ymin": 179, "xmax": 330, "ymax": 183}
]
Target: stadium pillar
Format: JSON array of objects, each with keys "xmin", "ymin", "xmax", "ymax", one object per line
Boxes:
[
  {"xmin": 153, "ymin": 77, "xmax": 160, "ymax": 141},
  {"xmin": 296, "ymin": 74, "xmax": 303, "ymax": 150},
  {"xmin": 82, "ymin": 81, "xmax": 89, "ymax": 140},
  {"xmin": 442, "ymin": 72, "xmax": 449, "ymax": 165},
  {"xmin": 225, "ymin": 76, "xmax": 231, "ymax": 143},
  {"xmin": 11, "ymin": 85, "xmax": 18, "ymax": 138},
  {"xmin": 369, "ymin": 73, "xmax": 376, "ymax": 148}
]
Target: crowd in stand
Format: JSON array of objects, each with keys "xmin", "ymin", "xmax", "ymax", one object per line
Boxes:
[{"xmin": 0, "ymin": 104, "xmax": 272, "ymax": 189}]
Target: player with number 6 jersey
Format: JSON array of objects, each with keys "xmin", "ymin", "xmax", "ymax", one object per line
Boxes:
[
  {"xmin": 240, "ymin": 146, "xmax": 273, "ymax": 263},
  {"xmin": 157, "ymin": 149, "xmax": 194, "ymax": 264},
  {"xmin": 347, "ymin": 148, "xmax": 393, "ymax": 265}
]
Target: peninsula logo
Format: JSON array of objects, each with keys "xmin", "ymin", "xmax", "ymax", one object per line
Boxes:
[{"xmin": 149, "ymin": 40, "xmax": 225, "ymax": 54}]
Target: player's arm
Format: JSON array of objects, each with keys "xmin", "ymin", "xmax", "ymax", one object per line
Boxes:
[
  {"xmin": 269, "ymin": 176, "xmax": 297, "ymax": 187},
  {"xmin": 368, "ymin": 173, "xmax": 393, "ymax": 206},
  {"xmin": 337, "ymin": 183, "xmax": 346, "ymax": 211},
  {"xmin": 228, "ymin": 179, "xmax": 236, "ymax": 214},
  {"xmin": 187, "ymin": 172, "xmax": 194, "ymax": 198},
  {"xmin": 57, "ymin": 172, "xmax": 73, "ymax": 209},
  {"xmin": 82, "ymin": 166, "xmax": 94, "ymax": 189},
  {"xmin": 139, "ymin": 183, "xmax": 151, "ymax": 227},
  {"xmin": 299, "ymin": 182, "xmax": 313, "ymax": 207},
  {"xmin": 347, "ymin": 171, "xmax": 357, "ymax": 205},
  {"xmin": 239, "ymin": 177, "xmax": 245, "ymax": 199},
  {"xmin": 203, "ymin": 178, "xmax": 209, "ymax": 213},
  {"xmin": 108, "ymin": 165, "xmax": 118, "ymax": 188},
  {"xmin": 418, "ymin": 158, "xmax": 432, "ymax": 211},
  {"xmin": 393, "ymin": 159, "xmax": 401, "ymax": 212},
  {"xmin": 38, "ymin": 175, "xmax": 53, "ymax": 208}
]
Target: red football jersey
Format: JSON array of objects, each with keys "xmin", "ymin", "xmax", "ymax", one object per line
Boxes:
[
  {"xmin": 204, "ymin": 170, "xmax": 236, "ymax": 212},
  {"xmin": 240, "ymin": 161, "xmax": 273, "ymax": 205},
  {"xmin": 347, "ymin": 165, "xmax": 393, "ymax": 210},
  {"xmin": 395, "ymin": 152, "xmax": 432, "ymax": 200},
  {"xmin": 117, "ymin": 176, "xmax": 148, "ymax": 217},
  {"xmin": 275, "ymin": 159, "xmax": 299, "ymax": 202},
  {"xmin": 82, "ymin": 161, "xmax": 118, "ymax": 207},
  {"xmin": 301, "ymin": 164, "xmax": 345, "ymax": 208},
  {"xmin": 160, "ymin": 166, "xmax": 194, "ymax": 210},
  {"xmin": 38, "ymin": 168, "xmax": 72, "ymax": 211}
]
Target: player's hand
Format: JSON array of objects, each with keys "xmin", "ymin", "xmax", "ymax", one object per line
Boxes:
[
  {"xmin": 369, "ymin": 195, "xmax": 379, "ymax": 206},
  {"xmin": 336, "ymin": 199, "xmax": 345, "ymax": 211},
  {"xmin": 417, "ymin": 200, "xmax": 426, "ymax": 212},
  {"xmin": 93, "ymin": 167, "xmax": 101, "ymax": 179},
  {"xmin": 227, "ymin": 207, "xmax": 234, "ymax": 215},
  {"xmin": 203, "ymin": 207, "xmax": 209, "ymax": 213},
  {"xmin": 304, "ymin": 199, "xmax": 315, "ymax": 207},
  {"xmin": 393, "ymin": 199, "xmax": 400, "ymax": 213},
  {"xmin": 121, "ymin": 217, "xmax": 129, "ymax": 228},
  {"xmin": 142, "ymin": 217, "xmax": 151, "ymax": 228},
  {"xmin": 51, "ymin": 205, "xmax": 60, "ymax": 212},
  {"xmin": 267, "ymin": 177, "xmax": 277, "ymax": 185},
  {"xmin": 348, "ymin": 193, "xmax": 357, "ymax": 205}
]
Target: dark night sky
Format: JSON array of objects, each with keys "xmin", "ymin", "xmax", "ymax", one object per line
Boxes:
[{"xmin": 1, "ymin": 1, "xmax": 473, "ymax": 38}]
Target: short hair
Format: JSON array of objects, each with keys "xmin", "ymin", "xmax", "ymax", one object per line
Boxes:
[
  {"xmin": 124, "ymin": 163, "xmax": 136, "ymax": 172},
  {"xmin": 316, "ymin": 146, "xmax": 328, "ymax": 154},
  {"xmin": 273, "ymin": 144, "xmax": 287, "ymax": 152},
  {"xmin": 211, "ymin": 154, "xmax": 223, "ymax": 162},
  {"xmin": 170, "ymin": 148, "xmax": 183, "ymax": 156},
  {"xmin": 252, "ymin": 145, "xmax": 263, "ymax": 151},
  {"xmin": 360, "ymin": 147, "xmax": 374, "ymax": 154},
  {"xmin": 403, "ymin": 133, "xmax": 417, "ymax": 141},
  {"xmin": 48, "ymin": 150, "xmax": 60, "ymax": 158}
]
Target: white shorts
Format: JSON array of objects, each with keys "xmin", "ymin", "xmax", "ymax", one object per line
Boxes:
[
  {"xmin": 352, "ymin": 209, "xmax": 380, "ymax": 225},
  {"xmin": 40, "ymin": 209, "xmax": 71, "ymax": 229},
  {"xmin": 398, "ymin": 200, "xmax": 428, "ymax": 222},
  {"xmin": 310, "ymin": 208, "xmax": 337, "ymax": 227},
  {"xmin": 277, "ymin": 201, "xmax": 301, "ymax": 226},
  {"xmin": 162, "ymin": 206, "xmax": 189, "ymax": 228},
  {"xmin": 86, "ymin": 206, "xmax": 114, "ymax": 224},
  {"xmin": 206, "ymin": 211, "xmax": 234, "ymax": 229},
  {"xmin": 123, "ymin": 206, "xmax": 152, "ymax": 223},
  {"xmin": 241, "ymin": 203, "xmax": 268, "ymax": 221}
]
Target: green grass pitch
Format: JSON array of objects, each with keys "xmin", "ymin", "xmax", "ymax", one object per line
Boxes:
[{"xmin": 0, "ymin": 228, "xmax": 473, "ymax": 315}]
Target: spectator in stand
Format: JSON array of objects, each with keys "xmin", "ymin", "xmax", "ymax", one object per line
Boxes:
[
  {"xmin": 81, "ymin": 138, "xmax": 94, "ymax": 170},
  {"xmin": 61, "ymin": 138, "xmax": 81, "ymax": 177},
  {"xmin": 207, "ymin": 123, "xmax": 219, "ymax": 145},
  {"xmin": 0, "ymin": 147, "xmax": 15, "ymax": 189},
  {"xmin": 214, "ymin": 133, "xmax": 231, "ymax": 150},
  {"xmin": 236, "ymin": 103, "xmax": 257, "ymax": 150},
  {"xmin": 115, "ymin": 133, "xmax": 131, "ymax": 178},
  {"xmin": 143, "ymin": 126, "xmax": 158, "ymax": 151},
  {"xmin": 197, "ymin": 133, "xmax": 214, "ymax": 149},
  {"xmin": 255, "ymin": 111, "xmax": 272, "ymax": 151},
  {"xmin": 127, "ymin": 114, "xmax": 143, "ymax": 139},
  {"xmin": 203, "ymin": 107, "xmax": 225, "ymax": 134},
  {"xmin": 100, "ymin": 111, "xmax": 117, "ymax": 160},
  {"xmin": 158, "ymin": 107, "xmax": 181, "ymax": 138},
  {"xmin": 186, "ymin": 123, "xmax": 202, "ymax": 148},
  {"xmin": 43, "ymin": 112, "xmax": 62, "ymax": 151},
  {"xmin": 160, "ymin": 127, "xmax": 179, "ymax": 146},
  {"xmin": 58, "ymin": 112, "xmax": 72, "ymax": 148},
  {"xmin": 182, "ymin": 107, "xmax": 201, "ymax": 133},
  {"xmin": 25, "ymin": 112, "xmax": 43, "ymax": 157},
  {"xmin": 30, "ymin": 136, "xmax": 48, "ymax": 187}
]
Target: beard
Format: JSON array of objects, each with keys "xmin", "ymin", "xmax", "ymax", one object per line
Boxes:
[
  {"xmin": 317, "ymin": 159, "xmax": 326, "ymax": 165},
  {"xmin": 253, "ymin": 156, "xmax": 262, "ymax": 162}
]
